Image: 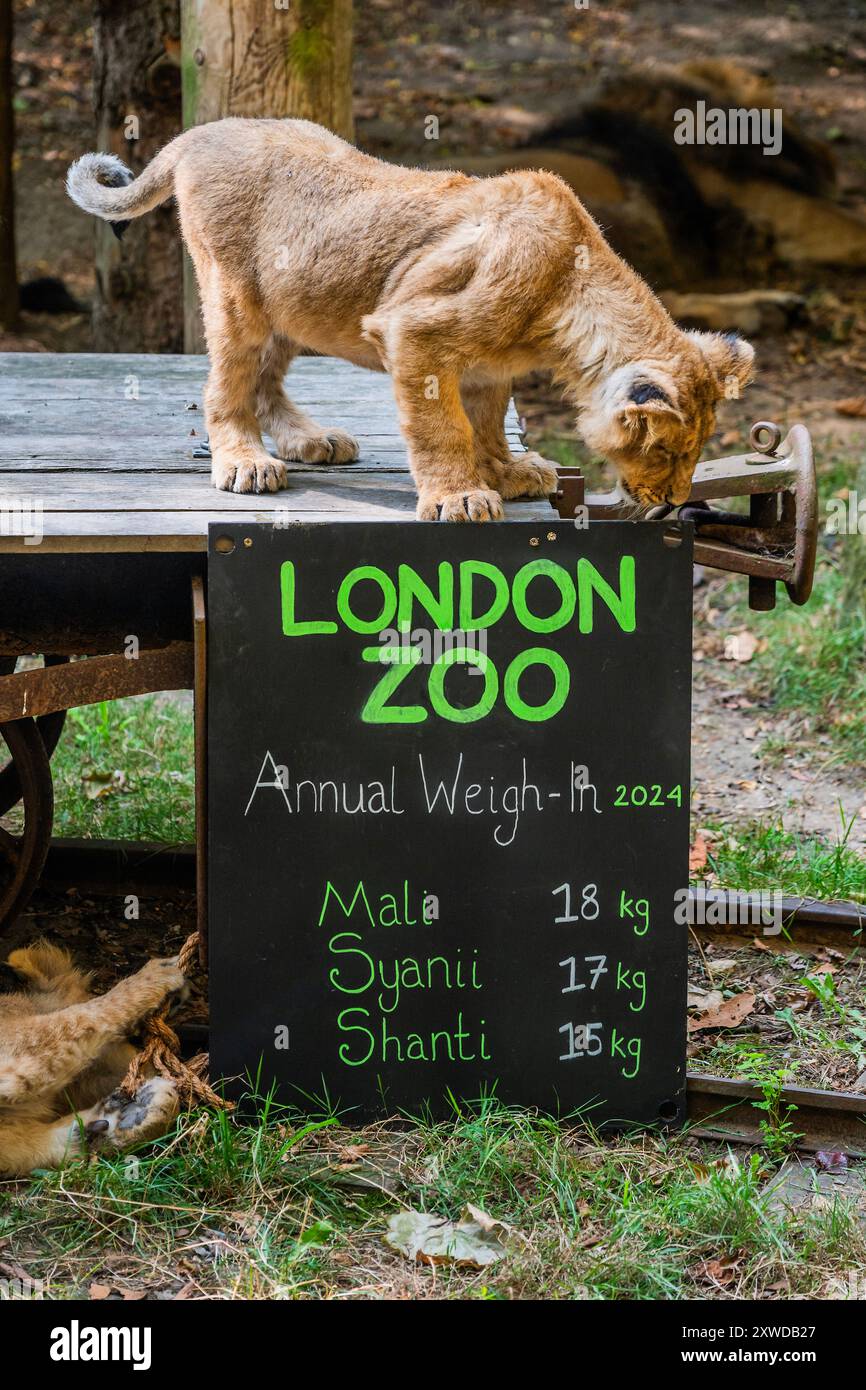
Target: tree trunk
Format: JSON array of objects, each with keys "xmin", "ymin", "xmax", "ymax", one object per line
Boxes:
[
  {"xmin": 180, "ymin": 0, "xmax": 353, "ymax": 350},
  {"xmin": 92, "ymin": 1, "xmax": 183, "ymax": 352},
  {"xmin": 0, "ymin": 0, "xmax": 18, "ymax": 331}
]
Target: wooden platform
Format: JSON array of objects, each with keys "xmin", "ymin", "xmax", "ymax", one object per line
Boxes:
[{"xmin": 0, "ymin": 353, "xmax": 553, "ymax": 553}]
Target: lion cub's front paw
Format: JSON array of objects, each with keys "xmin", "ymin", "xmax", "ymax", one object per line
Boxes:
[
  {"xmin": 85, "ymin": 1079, "xmax": 180, "ymax": 1152},
  {"xmin": 417, "ymin": 488, "xmax": 504, "ymax": 522},
  {"xmin": 212, "ymin": 450, "xmax": 288, "ymax": 495},
  {"xmin": 133, "ymin": 956, "xmax": 187, "ymax": 1006}
]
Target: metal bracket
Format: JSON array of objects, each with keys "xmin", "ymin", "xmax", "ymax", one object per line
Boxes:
[{"xmin": 550, "ymin": 420, "xmax": 818, "ymax": 611}]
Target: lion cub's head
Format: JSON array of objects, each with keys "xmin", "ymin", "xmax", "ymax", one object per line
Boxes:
[{"xmin": 578, "ymin": 332, "xmax": 755, "ymax": 509}]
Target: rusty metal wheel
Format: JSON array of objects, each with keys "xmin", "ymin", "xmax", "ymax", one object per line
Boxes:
[
  {"xmin": 0, "ymin": 719, "xmax": 54, "ymax": 931},
  {"xmin": 0, "ymin": 655, "xmax": 68, "ymax": 815}
]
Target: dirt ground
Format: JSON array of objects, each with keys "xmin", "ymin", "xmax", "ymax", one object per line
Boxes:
[{"xmin": 691, "ymin": 626, "xmax": 866, "ymax": 852}]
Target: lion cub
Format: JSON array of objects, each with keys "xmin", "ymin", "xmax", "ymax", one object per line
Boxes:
[
  {"xmin": 0, "ymin": 942, "xmax": 183, "ymax": 1176},
  {"xmin": 67, "ymin": 118, "xmax": 754, "ymax": 520}
]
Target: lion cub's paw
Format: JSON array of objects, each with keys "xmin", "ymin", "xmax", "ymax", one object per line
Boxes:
[
  {"xmin": 133, "ymin": 956, "xmax": 188, "ymax": 1005},
  {"xmin": 85, "ymin": 1079, "xmax": 180, "ymax": 1152},
  {"xmin": 212, "ymin": 452, "xmax": 288, "ymax": 495},
  {"xmin": 417, "ymin": 488, "xmax": 504, "ymax": 522},
  {"xmin": 503, "ymin": 452, "xmax": 559, "ymax": 500},
  {"xmin": 275, "ymin": 427, "xmax": 359, "ymax": 465}
]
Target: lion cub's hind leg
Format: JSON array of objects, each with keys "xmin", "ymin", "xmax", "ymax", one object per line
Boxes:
[
  {"xmin": 84, "ymin": 1079, "xmax": 180, "ymax": 1155},
  {"xmin": 257, "ymin": 335, "xmax": 359, "ymax": 466},
  {"xmin": 199, "ymin": 279, "xmax": 289, "ymax": 496},
  {"xmin": 461, "ymin": 378, "xmax": 558, "ymax": 501},
  {"xmin": 0, "ymin": 1080, "xmax": 179, "ymax": 1176}
]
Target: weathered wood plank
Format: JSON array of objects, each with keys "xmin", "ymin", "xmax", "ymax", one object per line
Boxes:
[
  {"xmin": 0, "ymin": 353, "xmax": 525, "ymax": 477},
  {"xmin": 0, "ymin": 500, "xmax": 556, "ymax": 552},
  {"xmin": 0, "ymin": 353, "xmax": 544, "ymax": 552},
  {"xmin": 0, "ymin": 440, "xmax": 520, "ymax": 471},
  {"xmin": 0, "ymin": 352, "xmax": 370, "ymax": 376},
  {"xmin": 0, "ymin": 470, "xmax": 420, "ymax": 510}
]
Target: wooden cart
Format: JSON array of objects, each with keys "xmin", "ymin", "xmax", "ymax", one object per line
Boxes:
[{"xmin": 0, "ymin": 352, "xmax": 817, "ymax": 934}]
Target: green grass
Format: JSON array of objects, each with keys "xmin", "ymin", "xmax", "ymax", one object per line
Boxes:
[
  {"xmin": 749, "ymin": 554, "xmax": 866, "ymax": 767},
  {"xmin": 3, "ymin": 1097, "xmax": 863, "ymax": 1300},
  {"xmin": 50, "ymin": 693, "xmax": 195, "ymax": 843},
  {"xmin": 706, "ymin": 449, "xmax": 866, "ymax": 768},
  {"xmin": 704, "ymin": 817, "xmax": 866, "ymax": 903}
]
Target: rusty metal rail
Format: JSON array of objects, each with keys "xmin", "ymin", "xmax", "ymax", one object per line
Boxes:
[
  {"xmin": 0, "ymin": 643, "xmax": 194, "ymax": 723},
  {"xmin": 686, "ymin": 1073, "xmax": 866, "ymax": 1156},
  {"xmin": 687, "ymin": 886, "xmax": 865, "ymax": 948}
]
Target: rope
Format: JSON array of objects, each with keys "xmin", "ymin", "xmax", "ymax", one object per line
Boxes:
[{"xmin": 119, "ymin": 932, "xmax": 233, "ymax": 1111}]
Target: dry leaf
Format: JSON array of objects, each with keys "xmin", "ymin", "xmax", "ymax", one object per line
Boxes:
[
  {"xmin": 815, "ymin": 1151, "xmax": 848, "ymax": 1172},
  {"xmin": 384, "ymin": 1205, "xmax": 512, "ymax": 1269},
  {"xmin": 688, "ymin": 990, "xmax": 756, "ymax": 1034},
  {"xmin": 81, "ymin": 768, "xmax": 127, "ymax": 801},
  {"xmin": 692, "ymin": 1251, "xmax": 744, "ymax": 1287},
  {"xmin": 724, "ymin": 630, "xmax": 759, "ymax": 663},
  {"xmin": 338, "ymin": 1144, "xmax": 370, "ymax": 1161},
  {"xmin": 809, "ymin": 962, "xmax": 837, "ymax": 978},
  {"xmin": 689, "ymin": 834, "xmax": 709, "ymax": 872},
  {"xmin": 688, "ymin": 986, "xmax": 724, "ymax": 1012},
  {"xmin": 89, "ymin": 1283, "xmax": 113, "ymax": 1300},
  {"xmin": 693, "ymin": 1153, "xmax": 742, "ymax": 1183},
  {"xmin": 708, "ymin": 958, "xmax": 739, "ymax": 978},
  {"xmin": 834, "ymin": 396, "xmax": 866, "ymax": 417}
]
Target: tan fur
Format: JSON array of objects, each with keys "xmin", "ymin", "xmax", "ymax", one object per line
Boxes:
[
  {"xmin": 67, "ymin": 119, "xmax": 754, "ymax": 518},
  {"xmin": 0, "ymin": 943, "xmax": 182, "ymax": 1175}
]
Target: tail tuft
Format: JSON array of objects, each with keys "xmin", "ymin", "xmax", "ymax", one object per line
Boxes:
[
  {"xmin": 66, "ymin": 141, "xmax": 181, "ymax": 224},
  {"xmin": 66, "ymin": 153, "xmax": 134, "ymax": 221},
  {"xmin": 6, "ymin": 941, "xmax": 76, "ymax": 991}
]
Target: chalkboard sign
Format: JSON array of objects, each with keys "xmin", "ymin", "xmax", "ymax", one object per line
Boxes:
[{"xmin": 208, "ymin": 521, "xmax": 692, "ymax": 1126}]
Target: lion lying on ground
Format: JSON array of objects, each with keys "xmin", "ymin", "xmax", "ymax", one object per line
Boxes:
[
  {"xmin": 66, "ymin": 118, "xmax": 754, "ymax": 520},
  {"xmin": 0, "ymin": 943, "xmax": 181, "ymax": 1176}
]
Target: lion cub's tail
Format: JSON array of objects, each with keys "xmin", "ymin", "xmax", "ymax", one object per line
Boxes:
[
  {"xmin": 66, "ymin": 133, "xmax": 188, "ymax": 236},
  {"xmin": 6, "ymin": 941, "xmax": 84, "ymax": 992}
]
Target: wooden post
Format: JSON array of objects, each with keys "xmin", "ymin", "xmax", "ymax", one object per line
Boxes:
[
  {"xmin": 181, "ymin": 0, "xmax": 354, "ymax": 351},
  {"xmin": 92, "ymin": 2, "xmax": 184, "ymax": 352},
  {"xmin": 0, "ymin": 0, "xmax": 19, "ymax": 332}
]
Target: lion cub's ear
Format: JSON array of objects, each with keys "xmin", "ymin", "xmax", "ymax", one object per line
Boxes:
[
  {"xmin": 622, "ymin": 377, "xmax": 683, "ymax": 449},
  {"xmin": 690, "ymin": 330, "xmax": 756, "ymax": 397}
]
